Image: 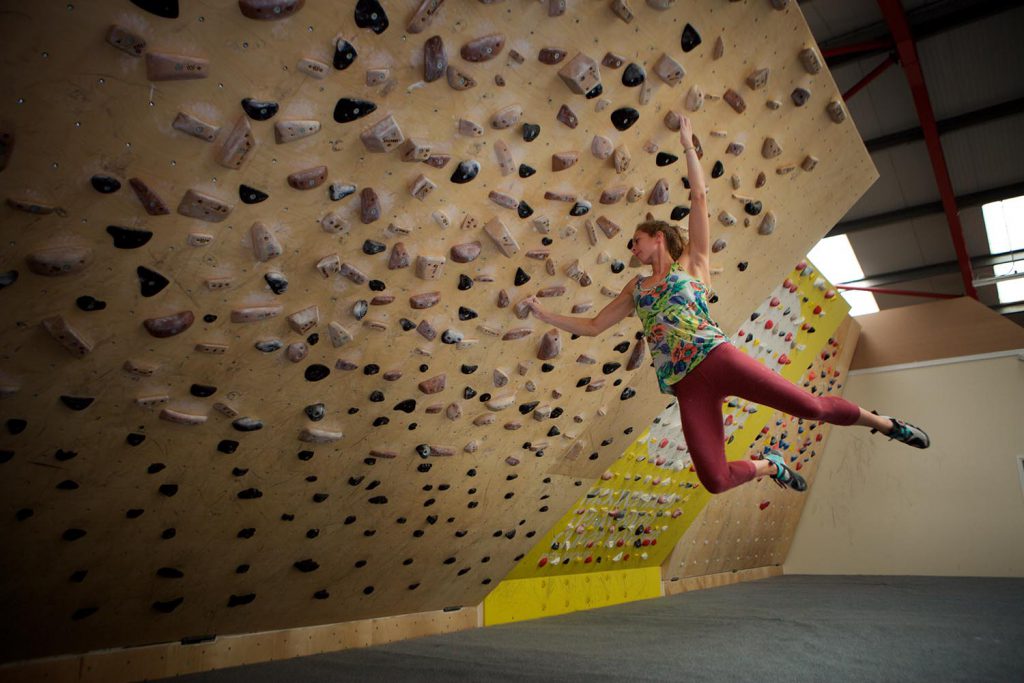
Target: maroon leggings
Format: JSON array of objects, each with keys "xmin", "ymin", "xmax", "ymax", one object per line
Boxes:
[{"xmin": 671, "ymin": 342, "xmax": 861, "ymax": 494}]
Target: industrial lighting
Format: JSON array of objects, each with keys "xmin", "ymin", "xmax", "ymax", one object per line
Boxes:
[
  {"xmin": 981, "ymin": 196, "xmax": 1024, "ymax": 304},
  {"xmin": 807, "ymin": 234, "xmax": 879, "ymax": 316}
]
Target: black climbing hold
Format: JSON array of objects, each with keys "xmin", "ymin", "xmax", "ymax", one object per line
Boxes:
[
  {"xmin": 681, "ymin": 176, "xmax": 690, "ymax": 189},
  {"xmin": 314, "ymin": 589, "xmax": 330, "ymax": 600},
  {"xmin": 148, "ymin": 463, "xmax": 166, "ymax": 474},
  {"xmin": 237, "ymin": 488, "xmax": 262, "ymax": 499},
  {"xmin": 711, "ymin": 160, "xmax": 724, "ymax": 178},
  {"xmin": 294, "ymin": 559, "xmax": 320, "ymax": 573},
  {"xmin": 541, "ymin": 237, "xmax": 553, "ymax": 246},
  {"xmin": 159, "ymin": 484, "xmax": 178, "ymax": 496},
  {"xmin": 232, "ymin": 417, "xmax": 263, "ymax": 432},
  {"xmin": 622, "ymin": 63, "xmax": 646, "ymax": 87},
  {"xmin": 55, "ymin": 449, "xmax": 77, "ymax": 461},
  {"xmin": 602, "ymin": 362, "xmax": 622, "ymax": 374},
  {"xmin": 333, "ymin": 39, "xmax": 358, "ymax": 70},
  {"xmin": 517, "ymin": 200, "xmax": 534, "ymax": 218},
  {"xmin": 738, "ymin": 261, "xmax": 749, "ymax": 271},
  {"xmin": 190, "ymin": 384, "xmax": 216, "ymax": 398},
  {"xmin": 354, "ymin": 0, "xmax": 388, "ymax": 34},
  {"xmin": 620, "ymin": 387, "xmax": 636, "ymax": 400},
  {"xmin": 59, "ymin": 396, "xmax": 94, "ymax": 411},
  {"xmin": 569, "ymin": 201, "xmax": 591, "ymax": 216},
  {"xmin": 522, "ymin": 123, "xmax": 540, "ymax": 142},
  {"xmin": 237, "ymin": 528, "xmax": 255, "ymax": 538},
  {"xmin": 6, "ymin": 418, "xmax": 26, "ymax": 435},
  {"xmin": 450, "ymin": 159, "xmax": 480, "ymax": 184},
  {"xmin": 137, "ymin": 266, "xmax": 169, "ymax": 297},
  {"xmin": 478, "ymin": 393, "xmax": 491, "ymax": 402},
  {"xmin": 611, "ymin": 107, "xmax": 640, "ymax": 131},
  {"xmin": 305, "ymin": 403, "xmax": 325, "ymax": 421},
  {"xmin": 305, "ymin": 364, "xmax": 330, "ymax": 381},
  {"xmin": 71, "ymin": 607, "xmax": 99, "ymax": 620},
  {"xmin": 232, "ymin": 467, "xmax": 248, "ymax": 476},
  {"xmin": 56, "ymin": 480, "xmax": 79, "ymax": 490},
  {"xmin": 364, "ymin": 364, "xmax": 379, "ymax": 375},
  {"xmin": 298, "ymin": 450, "xmax": 314, "ymax": 461},
  {"xmin": 458, "ymin": 306, "xmax": 477, "ymax": 321},
  {"xmin": 129, "ymin": 0, "xmax": 178, "ymax": 19},
  {"xmin": 681, "ymin": 23, "xmax": 702, "ymax": 52},
  {"xmin": 576, "ymin": 377, "xmax": 591, "ymax": 388},
  {"xmin": 463, "ymin": 387, "xmax": 477, "ymax": 400},
  {"xmin": 107, "ymin": 225, "xmax": 153, "ymax": 249},
  {"xmin": 395, "ymin": 399, "xmax": 416, "ymax": 413},
  {"xmin": 368, "ymin": 495, "xmax": 388, "ymax": 504},
  {"xmin": 363, "ymin": 239, "xmax": 386, "ymax": 255},
  {"xmin": 241, "ymin": 98, "xmax": 278, "ymax": 121},
  {"xmin": 14, "ymin": 507, "xmax": 31, "ymax": 519},
  {"xmin": 71, "ymin": 569, "xmax": 89, "ymax": 582},
  {"xmin": 0, "ymin": 270, "xmax": 17, "ymax": 289},
  {"xmin": 264, "ymin": 272, "xmax": 288, "ymax": 295},
  {"xmin": 744, "ymin": 200, "xmax": 763, "ymax": 216},
  {"xmin": 656, "ymin": 152, "xmax": 678, "ymax": 167},
  {"xmin": 227, "ymin": 594, "xmax": 256, "ymax": 607},
  {"xmin": 458, "ymin": 274, "xmax": 473, "ymax": 291},
  {"xmin": 369, "ymin": 280, "xmax": 385, "ymax": 291},
  {"xmin": 519, "ymin": 401, "xmax": 538, "ymax": 415},
  {"xmin": 671, "ymin": 205, "xmax": 691, "ymax": 221},
  {"xmin": 255, "ymin": 339, "xmax": 283, "ymax": 352},
  {"xmin": 217, "ymin": 440, "xmax": 239, "ymax": 454},
  {"xmin": 157, "ymin": 567, "xmax": 184, "ymax": 579},
  {"xmin": 518, "ymin": 163, "xmax": 536, "ymax": 178},
  {"xmin": 76, "ymin": 295, "xmax": 106, "ymax": 312},
  {"xmin": 541, "ymin": 363, "xmax": 554, "ymax": 372},
  {"xmin": 203, "ymin": 314, "xmax": 217, "ymax": 323},
  {"xmin": 239, "ymin": 184, "xmax": 268, "ymax": 204},
  {"xmin": 514, "ymin": 267, "xmax": 530, "ymax": 286},
  {"xmin": 370, "ymin": 391, "xmax": 384, "ymax": 402},
  {"xmin": 611, "ymin": 260, "xmax": 625, "ymax": 274},
  {"xmin": 585, "ymin": 83, "xmax": 603, "ymax": 99},
  {"xmin": 90, "ymin": 175, "xmax": 121, "ymax": 193},
  {"xmin": 547, "ymin": 426, "xmax": 560, "ymax": 437},
  {"xmin": 441, "ymin": 329, "xmax": 463, "ymax": 344},
  {"xmin": 333, "ymin": 97, "xmax": 376, "ymax": 123}
]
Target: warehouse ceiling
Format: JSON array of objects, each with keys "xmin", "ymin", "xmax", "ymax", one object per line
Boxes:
[{"xmin": 800, "ymin": 0, "xmax": 1024, "ymax": 325}]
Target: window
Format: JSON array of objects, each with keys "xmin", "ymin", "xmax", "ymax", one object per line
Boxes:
[
  {"xmin": 981, "ymin": 196, "xmax": 1024, "ymax": 304},
  {"xmin": 806, "ymin": 234, "xmax": 879, "ymax": 316}
]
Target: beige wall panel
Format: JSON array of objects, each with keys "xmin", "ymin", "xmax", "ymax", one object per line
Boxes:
[
  {"xmin": 663, "ymin": 316, "xmax": 861, "ymax": 579},
  {"xmin": 0, "ymin": 0, "xmax": 876, "ymax": 664},
  {"xmin": 786, "ymin": 353, "xmax": 1024, "ymax": 577},
  {"xmin": 851, "ymin": 297, "xmax": 1024, "ymax": 370}
]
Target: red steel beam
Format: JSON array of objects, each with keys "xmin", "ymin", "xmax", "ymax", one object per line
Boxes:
[
  {"xmin": 842, "ymin": 53, "xmax": 898, "ymax": 101},
  {"xmin": 876, "ymin": 0, "xmax": 978, "ymax": 299},
  {"xmin": 836, "ymin": 284, "xmax": 959, "ymax": 300},
  {"xmin": 821, "ymin": 39, "xmax": 894, "ymax": 59}
]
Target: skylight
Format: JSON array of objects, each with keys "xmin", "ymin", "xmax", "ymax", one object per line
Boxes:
[
  {"xmin": 981, "ymin": 196, "xmax": 1024, "ymax": 304},
  {"xmin": 806, "ymin": 234, "xmax": 879, "ymax": 316}
]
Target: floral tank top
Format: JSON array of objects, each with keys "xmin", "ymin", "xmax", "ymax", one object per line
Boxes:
[{"xmin": 633, "ymin": 262, "xmax": 729, "ymax": 394}]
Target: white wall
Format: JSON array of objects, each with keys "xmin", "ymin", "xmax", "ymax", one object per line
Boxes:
[{"xmin": 786, "ymin": 353, "xmax": 1024, "ymax": 577}]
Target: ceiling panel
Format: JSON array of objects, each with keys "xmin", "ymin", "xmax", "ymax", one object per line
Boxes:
[
  {"xmin": 848, "ymin": 217, "xmax": 930, "ymax": 276},
  {"xmin": 943, "ymin": 114, "xmax": 1024, "ymax": 196},
  {"xmin": 801, "ymin": 0, "xmax": 883, "ymax": 44}
]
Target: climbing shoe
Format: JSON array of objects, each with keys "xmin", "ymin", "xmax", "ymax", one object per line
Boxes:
[
  {"xmin": 872, "ymin": 415, "xmax": 930, "ymax": 449},
  {"xmin": 763, "ymin": 450, "xmax": 806, "ymax": 492}
]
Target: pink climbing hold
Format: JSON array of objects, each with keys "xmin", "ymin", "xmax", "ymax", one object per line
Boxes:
[{"xmin": 538, "ymin": 556, "xmax": 548, "ymax": 567}]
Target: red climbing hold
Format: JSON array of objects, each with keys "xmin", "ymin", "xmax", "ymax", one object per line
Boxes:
[{"xmin": 759, "ymin": 500, "xmax": 771, "ymax": 510}]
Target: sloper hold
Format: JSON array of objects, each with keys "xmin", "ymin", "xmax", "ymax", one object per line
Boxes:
[
  {"xmin": 333, "ymin": 97, "xmax": 377, "ymax": 123},
  {"xmin": 131, "ymin": 0, "xmax": 179, "ymax": 19},
  {"xmin": 354, "ymin": 0, "xmax": 388, "ymax": 33},
  {"xmin": 423, "ymin": 36, "xmax": 447, "ymax": 82},
  {"xmin": 26, "ymin": 245, "xmax": 92, "ymax": 276},
  {"xmin": 653, "ymin": 53, "xmax": 685, "ymax": 86},
  {"xmin": 239, "ymin": 184, "xmax": 268, "ymax": 204},
  {"xmin": 129, "ymin": 178, "xmax": 170, "ymax": 215},
  {"xmin": 41, "ymin": 316, "xmax": 92, "ymax": 358},
  {"xmin": 143, "ymin": 311, "xmax": 194, "ymax": 338},
  {"xmin": 241, "ymin": 98, "xmax": 278, "ymax": 121},
  {"xmin": 137, "ymin": 266, "xmax": 169, "ymax": 297},
  {"xmin": 333, "ymin": 38, "xmax": 357, "ymax": 70},
  {"xmin": 172, "ymin": 111, "xmax": 219, "ymax": 142},
  {"xmin": 359, "ymin": 114, "xmax": 404, "ymax": 152},
  {"xmin": 537, "ymin": 329, "xmax": 561, "ymax": 360},
  {"xmin": 177, "ymin": 189, "xmax": 232, "ymax": 222},
  {"xmin": 238, "ymin": 0, "xmax": 305, "ymax": 20},
  {"xmin": 461, "ymin": 33, "xmax": 505, "ymax": 62}
]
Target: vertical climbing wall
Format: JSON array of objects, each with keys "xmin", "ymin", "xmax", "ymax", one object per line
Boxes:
[{"xmin": 0, "ymin": 0, "xmax": 875, "ymax": 663}]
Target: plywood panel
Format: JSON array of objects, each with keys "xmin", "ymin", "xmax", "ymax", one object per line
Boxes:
[
  {"xmin": 0, "ymin": 0, "xmax": 875, "ymax": 664},
  {"xmin": 850, "ymin": 296, "xmax": 1024, "ymax": 370}
]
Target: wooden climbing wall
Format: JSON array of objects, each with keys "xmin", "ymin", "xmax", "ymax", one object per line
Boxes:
[{"xmin": 0, "ymin": 0, "xmax": 875, "ymax": 663}]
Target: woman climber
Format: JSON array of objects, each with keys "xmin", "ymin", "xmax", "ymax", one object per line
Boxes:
[{"xmin": 523, "ymin": 113, "xmax": 930, "ymax": 494}]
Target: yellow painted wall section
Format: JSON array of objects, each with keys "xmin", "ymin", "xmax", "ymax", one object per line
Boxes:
[{"xmin": 484, "ymin": 567, "xmax": 663, "ymax": 626}]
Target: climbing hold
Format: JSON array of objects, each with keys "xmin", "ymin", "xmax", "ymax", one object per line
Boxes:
[
  {"xmin": 333, "ymin": 38, "xmax": 357, "ymax": 70},
  {"xmin": 354, "ymin": 0, "xmax": 389, "ymax": 33},
  {"xmin": 610, "ymin": 107, "xmax": 639, "ymax": 131},
  {"xmin": 680, "ymin": 23, "xmax": 701, "ymax": 52}
]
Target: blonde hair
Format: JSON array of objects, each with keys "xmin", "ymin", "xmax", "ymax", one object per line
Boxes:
[{"xmin": 635, "ymin": 219, "xmax": 689, "ymax": 260}]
